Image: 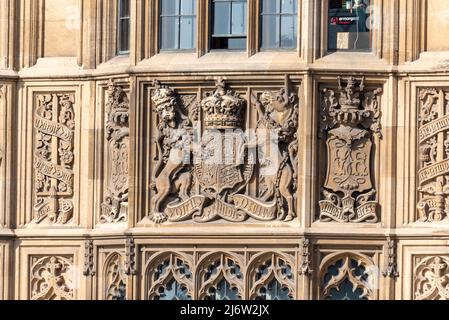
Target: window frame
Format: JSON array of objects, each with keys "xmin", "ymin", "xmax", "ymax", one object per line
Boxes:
[
  {"xmin": 117, "ymin": 0, "xmax": 131, "ymax": 55},
  {"xmin": 210, "ymin": 0, "xmax": 248, "ymax": 51},
  {"xmin": 259, "ymin": 0, "xmax": 299, "ymax": 51},
  {"xmin": 158, "ymin": 0, "xmax": 197, "ymax": 52},
  {"xmin": 318, "ymin": 0, "xmax": 384, "ymax": 59}
]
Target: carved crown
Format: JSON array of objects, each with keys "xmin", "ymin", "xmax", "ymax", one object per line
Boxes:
[
  {"xmin": 107, "ymin": 80, "xmax": 129, "ymax": 127},
  {"xmin": 332, "ymin": 76, "xmax": 370, "ymax": 126},
  {"xmin": 201, "ymin": 78, "xmax": 245, "ymax": 129}
]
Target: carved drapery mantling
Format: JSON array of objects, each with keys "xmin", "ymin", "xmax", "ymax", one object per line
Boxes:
[
  {"xmin": 414, "ymin": 256, "xmax": 449, "ymax": 300},
  {"xmin": 417, "ymin": 89, "xmax": 449, "ymax": 223},
  {"xmin": 30, "ymin": 256, "xmax": 74, "ymax": 300},
  {"xmin": 101, "ymin": 80, "xmax": 130, "ymax": 223},
  {"xmin": 319, "ymin": 76, "xmax": 382, "ymax": 223},
  {"xmin": 33, "ymin": 93, "xmax": 75, "ymax": 225},
  {"xmin": 150, "ymin": 76, "xmax": 299, "ymax": 224}
]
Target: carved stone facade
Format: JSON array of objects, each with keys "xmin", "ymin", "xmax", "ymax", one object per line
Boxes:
[{"xmin": 1, "ymin": 0, "xmax": 449, "ymax": 301}]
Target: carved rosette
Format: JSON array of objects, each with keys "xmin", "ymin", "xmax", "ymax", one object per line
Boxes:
[
  {"xmin": 101, "ymin": 80, "xmax": 130, "ymax": 223},
  {"xmin": 30, "ymin": 256, "xmax": 74, "ymax": 300},
  {"xmin": 414, "ymin": 256, "xmax": 449, "ymax": 300},
  {"xmin": 319, "ymin": 76, "xmax": 382, "ymax": 223},
  {"xmin": 417, "ymin": 89, "xmax": 449, "ymax": 223},
  {"xmin": 33, "ymin": 93, "xmax": 75, "ymax": 225}
]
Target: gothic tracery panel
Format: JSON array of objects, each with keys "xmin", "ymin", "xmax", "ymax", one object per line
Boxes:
[
  {"xmin": 197, "ymin": 253, "xmax": 244, "ymax": 300},
  {"xmin": 33, "ymin": 93, "xmax": 76, "ymax": 225},
  {"xmin": 248, "ymin": 253, "xmax": 295, "ymax": 300},
  {"xmin": 104, "ymin": 252, "xmax": 127, "ymax": 300},
  {"xmin": 414, "ymin": 256, "xmax": 449, "ymax": 300},
  {"xmin": 319, "ymin": 252, "xmax": 377, "ymax": 300},
  {"xmin": 30, "ymin": 255, "xmax": 74, "ymax": 300},
  {"xmin": 147, "ymin": 253, "xmax": 193, "ymax": 300}
]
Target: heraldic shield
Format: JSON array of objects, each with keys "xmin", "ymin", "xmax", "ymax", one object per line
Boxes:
[
  {"xmin": 319, "ymin": 76, "xmax": 381, "ymax": 224},
  {"xmin": 194, "ymin": 130, "xmax": 254, "ymax": 200},
  {"xmin": 324, "ymin": 127, "xmax": 372, "ymax": 195}
]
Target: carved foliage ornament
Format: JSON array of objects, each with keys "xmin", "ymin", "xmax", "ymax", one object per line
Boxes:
[
  {"xmin": 101, "ymin": 80, "xmax": 129, "ymax": 223},
  {"xmin": 30, "ymin": 256, "xmax": 74, "ymax": 300},
  {"xmin": 83, "ymin": 240, "xmax": 95, "ymax": 276},
  {"xmin": 150, "ymin": 76, "xmax": 299, "ymax": 223},
  {"xmin": 33, "ymin": 93, "xmax": 75, "ymax": 225},
  {"xmin": 382, "ymin": 238, "xmax": 399, "ymax": 278},
  {"xmin": 417, "ymin": 89, "xmax": 449, "ymax": 223},
  {"xmin": 414, "ymin": 256, "xmax": 449, "ymax": 300},
  {"xmin": 319, "ymin": 76, "xmax": 382, "ymax": 223}
]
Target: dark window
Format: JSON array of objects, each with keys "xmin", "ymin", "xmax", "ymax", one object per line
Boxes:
[
  {"xmin": 211, "ymin": 0, "xmax": 247, "ymax": 50},
  {"xmin": 160, "ymin": 0, "xmax": 197, "ymax": 50},
  {"xmin": 260, "ymin": 0, "xmax": 298, "ymax": 49},
  {"xmin": 328, "ymin": 0, "xmax": 371, "ymax": 51},
  {"xmin": 118, "ymin": 0, "xmax": 130, "ymax": 54}
]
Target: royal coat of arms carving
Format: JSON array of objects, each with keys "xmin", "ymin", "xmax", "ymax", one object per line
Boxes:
[
  {"xmin": 319, "ymin": 77, "xmax": 382, "ymax": 223},
  {"xmin": 150, "ymin": 76, "xmax": 299, "ymax": 224}
]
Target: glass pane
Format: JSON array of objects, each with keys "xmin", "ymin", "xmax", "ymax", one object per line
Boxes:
[
  {"xmin": 231, "ymin": 1, "xmax": 247, "ymax": 35},
  {"xmin": 262, "ymin": 0, "xmax": 280, "ymax": 14},
  {"xmin": 328, "ymin": 0, "xmax": 371, "ymax": 51},
  {"xmin": 181, "ymin": 0, "xmax": 196, "ymax": 15},
  {"xmin": 280, "ymin": 15, "xmax": 297, "ymax": 48},
  {"xmin": 119, "ymin": 19, "xmax": 130, "ymax": 52},
  {"xmin": 228, "ymin": 37, "xmax": 246, "ymax": 49},
  {"xmin": 213, "ymin": 2, "xmax": 231, "ymax": 35},
  {"xmin": 180, "ymin": 17, "xmax": 196, "ymax": 49},
  {"xmin": 161, "ymin": 17, "xmax": 179, "ymax": 49},
  {"xmin": 161, "ymin": 0, "xmax": 179, "ymax": 15},
  {"xmin": 120, "ymin": 0, "xmax": 130, "ymax": 17},
  {"xmin": 281, "ymin": 0, "xmax": 296, "ymax": 14},
  {"xmin": 261, "ymin": 15, "xmax": 280, "ymax": 48}
]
